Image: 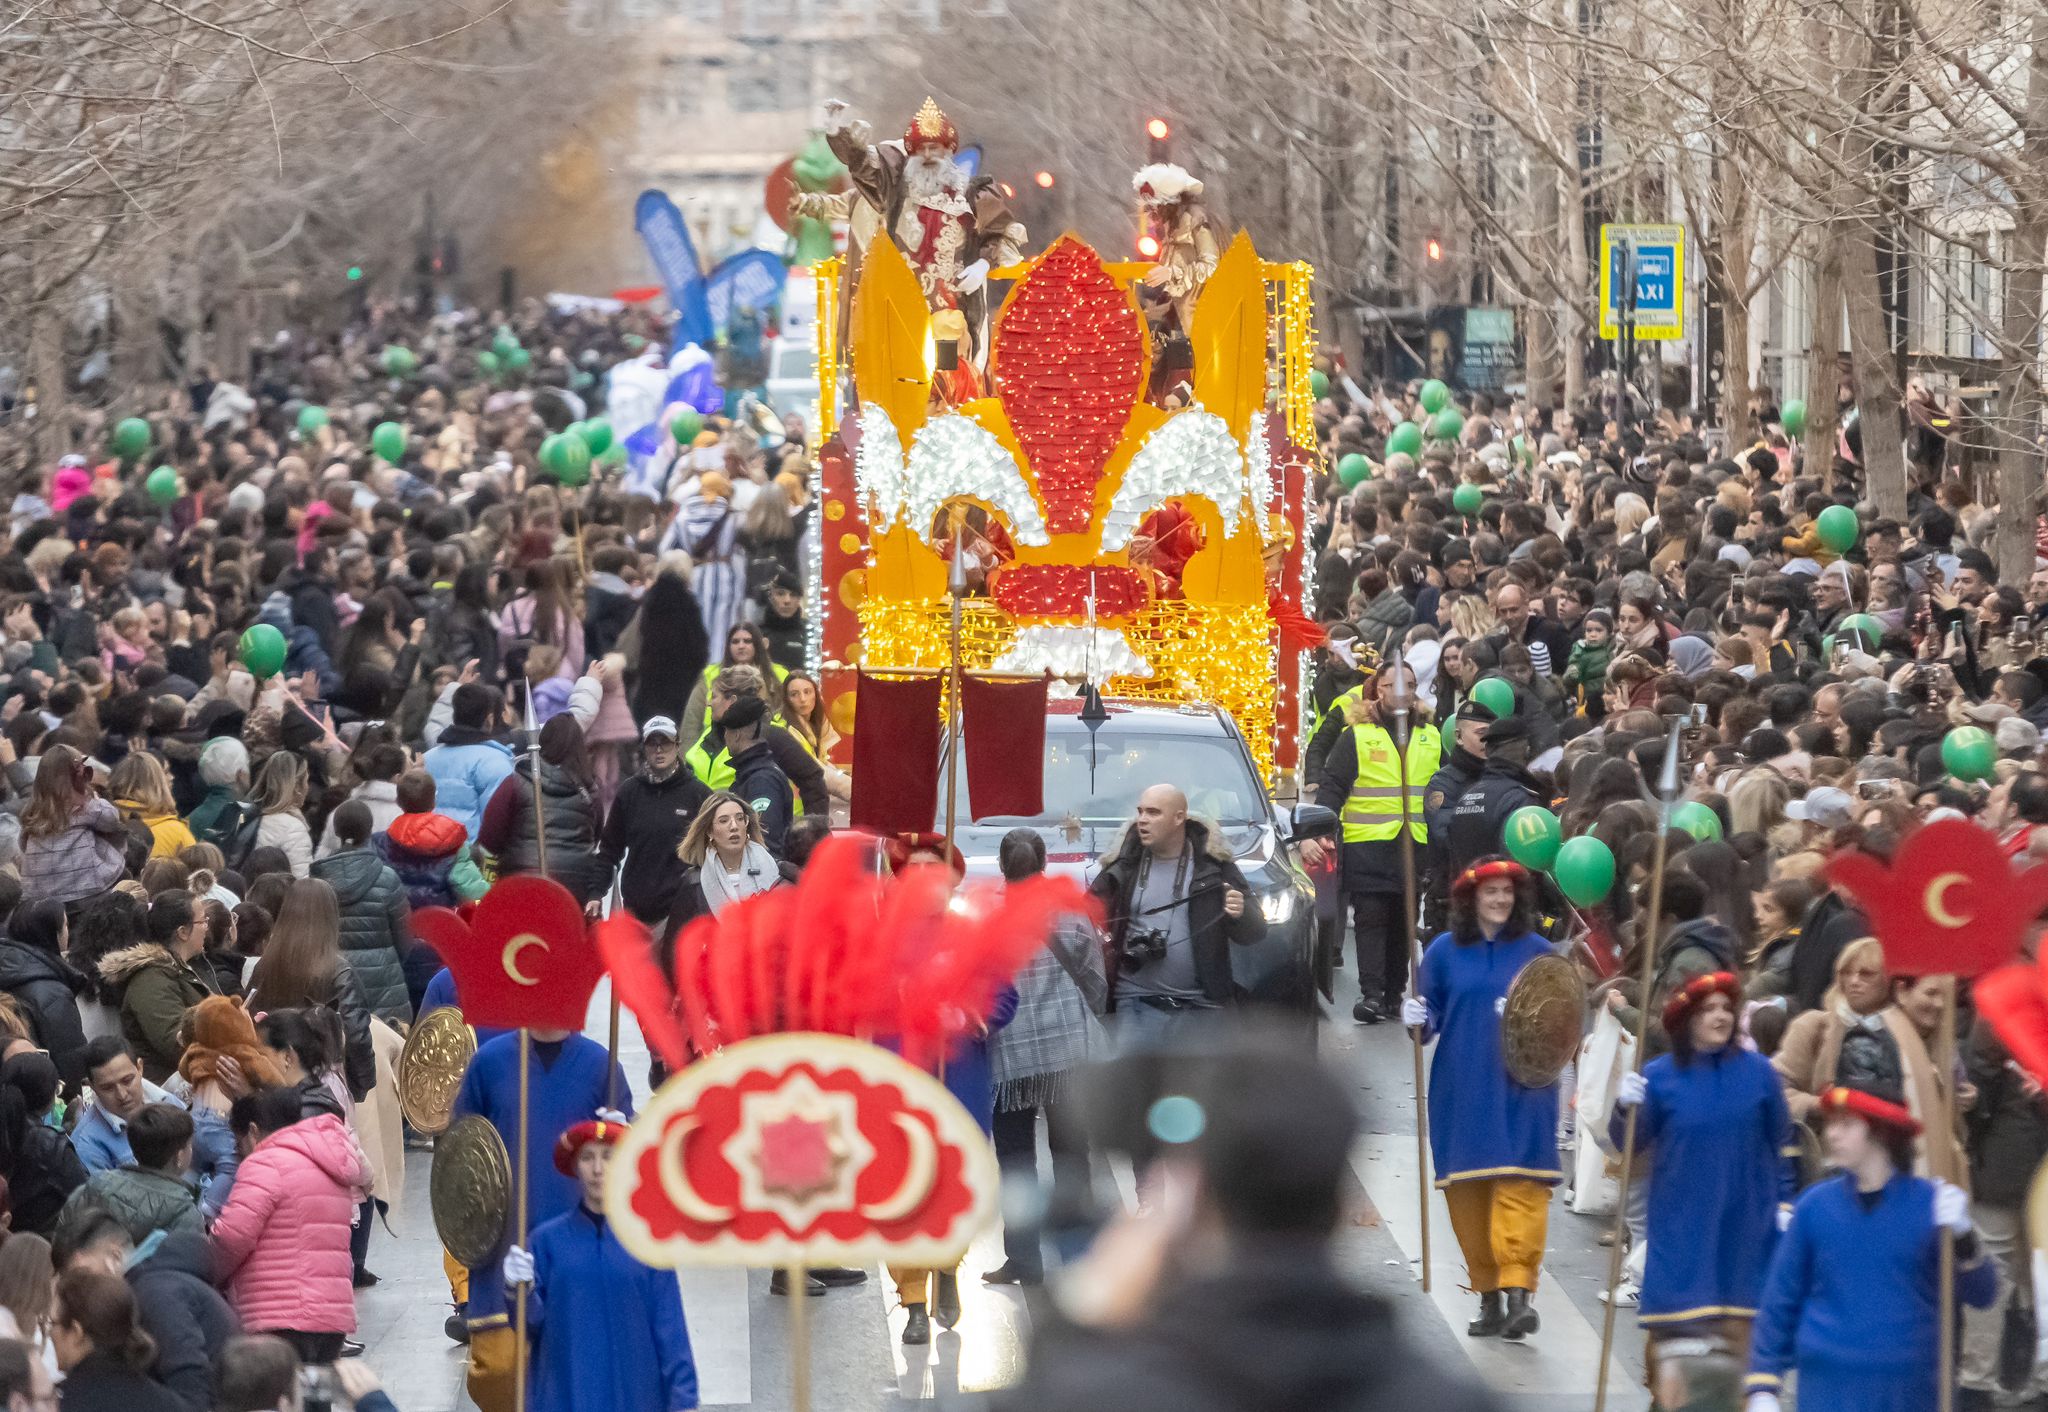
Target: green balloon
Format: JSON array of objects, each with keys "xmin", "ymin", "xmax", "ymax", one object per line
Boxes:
[
  {"xmin": 1470, "ymin": 675, "xmax": 1516, "ymax": 719},
  {"xmin": 476, "ymin": 349, "xmax": 501, "ymax": 375},
  {"xmin": 372, "ymin": 421, "xmax": 406, "ymax": 463},
  {"xmin": 1453, "ymin": 483, "xmax": 1484, "ymax": 516},
  {"xmin": 296, "ymin": 405, "xmax": 329, "ymax": 438},
  {"xmin": 381, "ymin": 345, "xmax": 417, "ymax": 377},
  {"xmin": 110, "ymin": 417, "xmax": 151, "ymax": 461},
  {"xmin": 144, "ymin": 465, "xmax": 179, "ymax": 507},
  {"xmin": 563, "ymin": 420, "xmax": 587, "ymax": 446},
  {"xmin": 1429, "ymin": 408, "xmax": 1466, "ymax": 443},
  {"xmin": 1337, "ymin": 453, "xmax": 1371, "ymax": 489},
  {"xmin": 1821, "ymin": 634, "xmax": 1836, "ymax": 662},
  {"xmin": 1419, "ymin": 379, "xmax": 1451, "ymax": 415},
  {"xmin": 1672, "ymin": 800, "xmax": 1723, "ymax": 843},
  {"xmin": 670, "ymin": 409, "xmax": 705, "ymax": 445},
  {"xmin": 578, "ymin": 419, "xmax": 613, "ymax": 456},
  {"xmin": 1552, "ymin": 835, "xmax": 1617, "ymax": 907},
  {"xmin": 1504, "ymin": 806, "xmax": 1562, "ymax": 871},
  {"xmin": 493, "ymin": 328, "xmax": 520, "ymax": 359},
  {"xmin": 1942, "ymin": 725, "xmax": 1997, "ymax": 783},
  {"xmin": 504, "ymin": 347, "xmax": 532, "ymax": 372},
  {"xmin": 1386, "ymin": 422, "xmax": 1423, "ymax": 458},
  {"xmin": 599, "ymin": 442, "xmax": 628, "ymax": 467},
  {"xmin": 238, "ymin": 623, "xmax": 287, "ymax": 679},
  {"xmin": 543, "ymin": 434, "xmax": 592, "ymax": 486},
  {"xmin": 1781, "ymin": 398, "xmax": 1807, "ymax": 438},
  {"xmin": 1310, "ymin": 369, "xmax": 1331, "ymax": 400},
  {"xmin": 1816, "ymin": 503, "xmax": 1859, "ymax": 554},
  {"xmin": 1838, "ymin": 613, "xmax": 1882, "ymax": 650}
]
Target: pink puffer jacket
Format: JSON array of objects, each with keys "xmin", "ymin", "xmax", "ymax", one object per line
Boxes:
[{"xmin": 209, "ymin": 1114, "xmax": 370, "ymax": 1333}]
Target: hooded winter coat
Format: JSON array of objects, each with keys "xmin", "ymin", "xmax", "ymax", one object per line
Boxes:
[
  {"xmin": 373, "ymin": 812, "xmax": 487, "ymax": 910},
  {"xmin": 58, "ymin": 1163, "xmax": 205, "ymax": 1243},
  {"xmin": 114, "ymin": 799, "xmax": 196, "ymax": 860},
  {"xmin": 209, "ymin": 1112, "xmax": 370, "ymax": 1335},
  {"xmin": 309, "ymin": 847, "xmax": 412, "ymax": 1024},
  {"xmin": 98, "ymin": 943, "xmax": 217, "ymax": 1083},
  {"xmin": 127, "ymin": 1230, "xmax": 240, "ymax": 1412},
  {"xmin": 0, "ymin": 933, "xmax": 90, "ymax": 1088},
  {"xmin": 480, "ymin": 758, "xmax": 605, "ymax": 903},
  {"xmin": 1088, "ymin": 818, "xmax": 1267, "ymax": 1010}
]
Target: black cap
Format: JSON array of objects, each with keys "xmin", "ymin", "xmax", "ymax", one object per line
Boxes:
[
  {"xmin": 718, "ymin": 694, "xmax": 767, "ymax": 731},
  {"xmin": 1482, "ymin": 714, "xmax": 1530, "ymax": 745},
  {"xmin": 1456, "ymin": 699, "xmax": 1499, "ymax": 726}
]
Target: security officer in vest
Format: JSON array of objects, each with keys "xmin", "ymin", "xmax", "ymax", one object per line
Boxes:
[
  {"xmin": 1444, "ymin": 713, "xmax": 1544, "ymax": 878},
  {"xmin": 683, "ymin": 663, "xmax": 828, "ymax": 817},
  {"xmin": 1423, "ymin": 699, "xmax": 1492, "ymax": 919},
  {"xmin": 1310, "ymin": 659, "xmax": 1440, "ymax": 1024},
  {"xmin": 1302, "ymin": 634, "xmax": 1373, "ymax": 792}
]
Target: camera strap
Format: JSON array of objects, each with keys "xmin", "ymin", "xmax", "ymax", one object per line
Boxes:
[{"xmin": 1132, "ymin": 844, "xmax": 1192, "ymax": 921}]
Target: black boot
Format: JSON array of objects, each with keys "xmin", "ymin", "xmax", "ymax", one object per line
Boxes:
[
  {"xmin": 1466, "ymin": 1291, "xmax": 1506, "ymax": 1337},
  {"xmin": 769, "ymin": 1269, "xmax": 825, "ymax": 1297},
  {"xmin": 444, "ymin": 1306, "xmax": 470, "ymax": 1345},
  {"xmin": 934, "ymin": 1271, "xmax": 962, "ymax": 1328},
  {"xmin": 901, "ymin": 1303, "xmax": 931, "ymax": 1345},
  {"xmin": 1502, "ymin": 1287, "xmax": 1539, "ymax": 1340}
]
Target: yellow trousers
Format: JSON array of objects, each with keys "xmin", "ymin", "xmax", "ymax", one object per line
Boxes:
[
  {"xmin": 888, "ymin": 1264, "xmax": 959, "ymax": 1304},
  {"xmin": 466, "ymin": 1327, "xmax": 516, "ymax": 1412},
  {"xmin": 1443, "ymin": 1177, "xmax": 1549, "ymax": 1292},
  {"xmin": 444, "ymin": 1248, "xmax": 469, "ymax": 1304}
]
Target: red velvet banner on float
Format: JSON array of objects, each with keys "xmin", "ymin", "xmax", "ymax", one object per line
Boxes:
[
  {"xmin": 960, "ymin": 674, "xmax": 1047, "ymax": 821},
  {"xmin": 849, "ymin": 671, "xmax": 942, "ymax": 836}
]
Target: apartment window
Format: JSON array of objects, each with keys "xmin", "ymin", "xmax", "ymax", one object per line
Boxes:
[{"xmin": 729, "ymin": 51, "xmax": 809, "ymax": 112}]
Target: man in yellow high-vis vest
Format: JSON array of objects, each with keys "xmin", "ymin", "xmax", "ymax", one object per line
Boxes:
[{"xmin": 1310, "ymin": 660, "xmax": 1441, "ymax": 1024}]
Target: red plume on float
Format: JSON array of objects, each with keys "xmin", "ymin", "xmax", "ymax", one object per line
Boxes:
[
  {"xmin": 414, "ymin": 875, "xmax": 606, "ymax": 1031},
  {"xmin": 594, "ymin": 833, "xmax": 1099, "ymax": 1072},
  {"xmin": 1822, "ymin": 818, "xmax": 2048, "ymax": 980}
]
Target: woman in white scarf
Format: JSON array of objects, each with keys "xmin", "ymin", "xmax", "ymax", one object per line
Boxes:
[{"xmin": 663, "ymin": 789, "xmax": 787, "ymax": 940}]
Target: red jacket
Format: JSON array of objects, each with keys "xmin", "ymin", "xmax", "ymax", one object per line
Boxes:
[{"xmin": 209, "ymin": 1114, "xmax": 369, "ymax": 1334}]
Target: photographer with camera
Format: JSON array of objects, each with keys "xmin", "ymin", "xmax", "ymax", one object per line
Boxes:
[{"xmin": 1090, "ymin": 785, "xmax": 1265, "ymax": 1048}]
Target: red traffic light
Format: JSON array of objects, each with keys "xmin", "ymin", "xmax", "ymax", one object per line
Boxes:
[
  {"xmin": 1137, "ymin": 233, "xmax": 1162, "ymax": 259},
  {"xmin": 1034, "ymin": 170, "xmax": 1056, "ymax": 189},
  {"xmin": 1426, "ymin": 236, "xmax": 1444, "ymax": 262},
  {"xmin": 1146, "ymin": 118, "xmax": 1170, "ymax": 141}
]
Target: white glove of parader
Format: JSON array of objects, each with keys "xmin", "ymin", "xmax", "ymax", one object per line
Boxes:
[
  {"xmin": 1745, "ymin": 1393, "xmax": 1782, "ymax": 1412},
  {"xmin": 1401, "ymin": 996, "xmax": 1428, "ymax": 1028},
  {"xmin": 503, "ymin": 1244, "xmax": 535, "ymax": 1287},
  {"xmin": 1777, "ymin": 1206, "xmax": 1793, "ymax": 1233},
  {"xmin": 596, "ymin": 1108, "xmax": 628, "ymax": 1126},
  {"xmin": 955, "ymin": 259, "xmax": 990, "ymax": 295},
  {"xmin": 1616, "ymin": 1070, "xmax": 1648, "ymax": 1108},
  {"xmin": 1934, "ymin": 1179, "xmax": 1972, "ymax": 1236}
]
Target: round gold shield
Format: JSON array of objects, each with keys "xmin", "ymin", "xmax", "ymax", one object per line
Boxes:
[
  {"xmin": 399, "ymin": 1007, "xmax": 476, "ymax": 1136},
  {"xmin": 432, "ymin": 1115, "xmax": 511, "ymax": 1269},
  {"xmin": 1500, "ymin": 952, "xmax": 1587, "ymax": 1088}
]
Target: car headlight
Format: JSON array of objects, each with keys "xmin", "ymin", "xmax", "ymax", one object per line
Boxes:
[{"xmin": 1259, "ymin": 889, "xmax": 1297, "ymax": 925}]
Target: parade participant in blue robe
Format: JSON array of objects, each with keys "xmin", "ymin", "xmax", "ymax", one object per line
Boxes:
[
  {"xmin": 1404, "ymin": 855, "xmax": 1560, "ymax": 1343},
  {"xmin": 1610, "ymin": 970, "xmax": 1796, "ymax": 1379},
  {"xmin": 503, "ymin": 1115, "xmax": 698, "ymax": 1412},
  {"xmin": 1745, "ymin": 1082, "xmax": 1997, "ymax": 1412},
  {"xmin": 452, "ymin": 1025, "xmax": 633, "ymax": 1412}
]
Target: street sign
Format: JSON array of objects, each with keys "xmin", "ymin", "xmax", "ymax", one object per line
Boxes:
[{"xmin": 1598, "ymin": 223, "xmax": 1686, "ymax": 341}]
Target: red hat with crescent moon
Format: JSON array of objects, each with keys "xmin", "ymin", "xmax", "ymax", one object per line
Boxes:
[
  {"xmin": 554, "ymin": 1115, "xmax": 631, "ymax": 1175},
  {"xmin": 1450, "ymin": 856, "xmax": 1529, "ymax": 898},
  {"xmin": 1818, "ymin": 1084, "xmax": 1922, "ymax": 1137}
]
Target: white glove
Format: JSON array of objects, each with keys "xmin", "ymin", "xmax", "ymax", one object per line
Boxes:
[
  {"xmin": 955, "ymin": 259, "xmax": 990, "ymax": 295},
  {"xmin": 1746, "ymin": 1393, "xmax": 1782, "ymax": 1412},
  {"xmin": 821, "ymin": 98, "xmax": 850, "ymax": 131},
  {"xmin": 503, "ymin": 1244, "xmax": 535, "ymax": 1287},
  {"xmin": 1934, "ymin": 1179, "xmax": 1972, "ymax": 1236},
  {"xmin": 1616, "ymin": 1070, "xmax": 1647, "ymax": 1108},
  {"xmin": 1777, "ymin": 1206, "xmax": 1793, "ymax": 1233},
  {"xmin": 1401, "ymin": 996, "xmax": 1428, "ymax": 1028},
  {"xmin": 596, "ymin": 1108, "xmax": 628, "ymax": 1126}
]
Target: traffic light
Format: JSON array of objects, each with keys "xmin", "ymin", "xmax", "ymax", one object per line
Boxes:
[
  {"xmin": 346, "ymin": 266, "xmax": 364, "ymax": 282},
  {"xmin": 1137, "ymin": 233, "xmax": 1162, "ymax": 259},
  {"xmin": 1425, "ymin": 231, "xmax": 1444, "ymax": 263},
  {"xmin": 1146, "ymin": 117, "xmax": 1170, "ymax": 164},
  {"xmin": 1034, "ymin": 170, "xmax": 1056, "ymax": 189}
]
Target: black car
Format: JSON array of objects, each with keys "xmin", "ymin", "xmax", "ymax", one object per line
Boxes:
[{"xmin": 942, "ymin": 697, "xmax": 1337, "ymax": 1012}]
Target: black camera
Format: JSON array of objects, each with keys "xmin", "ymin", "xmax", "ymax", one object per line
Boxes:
[{"xmin": 1119, "ymin": 926, "xmax": 1170, "ymax": 973}]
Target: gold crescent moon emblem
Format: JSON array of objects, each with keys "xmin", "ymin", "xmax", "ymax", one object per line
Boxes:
[
  {"xmin": 1925, "ymin": 872, "xmax": 1972, "ymax": 929},
  {"xmin": 658, "ymin": 1116, "xmax": 737, "ymax": 1225},
  {"xmin": 501, "ymin": 933, "xmax": 548, "ymax": 986},
  {"xmin": 864, "ymin": 1112, "xmax": 939, "ymax": 1224}
]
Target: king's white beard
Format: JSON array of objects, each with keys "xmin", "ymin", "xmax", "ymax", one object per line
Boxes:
[{"xmin": 903, "ymin": 152, "xmax": 966, "ymax": 208}]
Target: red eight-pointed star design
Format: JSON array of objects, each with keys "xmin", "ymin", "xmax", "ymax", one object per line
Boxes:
[{"xmin": 757, "ymin": 1113, "xmax": 842, "ymax": 1201}]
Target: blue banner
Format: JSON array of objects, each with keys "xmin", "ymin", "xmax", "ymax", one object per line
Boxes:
[
  {"xmin": 634, "ymin": 190, "xmax": 713, "ymax": 347},
  {"xmin": 705, "ymin": 250, "xmax": 789, "ymax": 334}
]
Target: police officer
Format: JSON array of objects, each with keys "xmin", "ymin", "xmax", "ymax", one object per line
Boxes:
[
  {"xmin": 1423, "ymin": 700, "xmax": 1492, "ymax": 918},
  {"xmin": 1445, "ymin": 714, "xmax": 1543, "ymax": 878},
  {"xmin": 1311, "ymin": 660, "xmax": 1440, "ymax": 1024}
]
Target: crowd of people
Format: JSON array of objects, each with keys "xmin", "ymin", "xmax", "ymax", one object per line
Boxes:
[
  {"xmin": 1297, "ymin": 373, "xmax": 2048, "ymax": 1410},
  {"xmin": 0, "ymin": 270, "xmax": 2041, "ymax": 1412}
]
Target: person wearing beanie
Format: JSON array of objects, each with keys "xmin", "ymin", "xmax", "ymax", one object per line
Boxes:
[
  {"xmin": 715, "ymin": 693, "xmax": 792, "ymax": 854},
  {"xmin": 1610, "ymin": 972, "xmax": 1795, "ymax": 1382},
  {"xmin": 1745, "ymin": 1081, "xmax": 1996, "ymax": 1412}
]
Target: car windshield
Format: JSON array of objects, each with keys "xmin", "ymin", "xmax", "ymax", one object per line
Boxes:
[{"xmin": 943, "ymin": 729, "xmax": 1267, "ymax": 828}]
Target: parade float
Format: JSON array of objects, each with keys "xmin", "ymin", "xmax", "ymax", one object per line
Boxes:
[{"xmin": 806, "ymin": 101, "xmax": 1323, "ymax": 788}]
